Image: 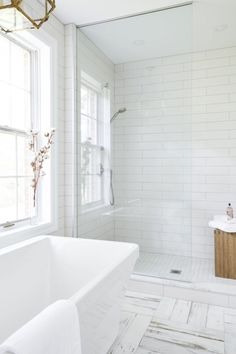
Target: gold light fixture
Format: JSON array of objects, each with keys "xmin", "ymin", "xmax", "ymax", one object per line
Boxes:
[{"xmin": 0, "ymin": 0, "xmax": 56, "ymax": 33}]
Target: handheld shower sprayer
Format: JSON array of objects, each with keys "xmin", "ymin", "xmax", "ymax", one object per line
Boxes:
[{"xmin": 110, "ymin": 107, "xmax": 127, "ymax": 123}]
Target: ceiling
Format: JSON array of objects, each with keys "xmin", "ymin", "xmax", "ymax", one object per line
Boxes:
[
  {"xmin": 54, "ymin": 0, "xmax": 190, "ymax": 26},
  {"xmin": 80, "ymin": 5, "xmax": 192, "ymax": 64},
  {"xmin": 193, "ymin": 0, "xmax": 236, "ymax": 53},
  {"xmin": 53, "ymin": 0, "xmax": 236, "ymax": 64}
]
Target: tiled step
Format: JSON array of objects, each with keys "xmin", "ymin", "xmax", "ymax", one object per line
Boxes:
[{"xmin": 128, "ymin": 274, "xmax": 236, "ymax": 308}]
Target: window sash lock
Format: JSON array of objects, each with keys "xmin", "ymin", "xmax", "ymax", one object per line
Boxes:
[{"xmin": 2, "ymin": 221, "xmax": 16, "ymax": 229}]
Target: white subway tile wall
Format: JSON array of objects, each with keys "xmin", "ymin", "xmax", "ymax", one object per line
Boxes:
[
  {"xmin": 113, "ymin": 47, "xmax": 236, "ymax": 260},
  {"xmin": 52, "ymin": 18, "xmax": 65, "ymax": 236},
  {"xmin": 64, "ymin": 24, "xmax": 77, "ymax": 238}
]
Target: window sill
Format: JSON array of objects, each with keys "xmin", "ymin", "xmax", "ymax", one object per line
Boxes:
[
  {"xmin": 0, "ymin": 221, "xmax": 58, "ymax": 249},
  {"xmin": 81, "ymin": 202, "xmax": 110, "ymax": 215}
]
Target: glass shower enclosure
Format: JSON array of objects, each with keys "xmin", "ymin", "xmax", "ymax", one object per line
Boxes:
[{"xmin": 77, "ymin": 2, "xmax": 194, "ymax": 282}]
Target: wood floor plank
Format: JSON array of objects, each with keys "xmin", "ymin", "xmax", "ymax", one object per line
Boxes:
[
  {"xmin": 188, "ymin": 302, "xmax": 208, "ymax": 329},
  {"xmin": 206, "ymin": 305, "xmax": 225, "ymax": 332},
  {"xmin": 154, "ymin": 297, "xmax": 176, "ymax": 320},
  {"xmin": 139, "ymin": 320, "xmax": 224, "ymax": 354},
  {"xmin": 135, "ymin": 347, "xmax": 161, "ymax": 354},
  {"xmin": 108, "ymin": 293, "xmax": 225, "ymax": 354},
  {"xmin": 125, "ymin": 291, "xmax": 161, "ymax": 302},
  {"xmin": 119, "ymin": 311, "xmax": 137, "ymax": 335},
  {"xmin": 140, "ymin": 334, "xmax": 223, "ymax": 354},
  {"xmin": 170, "ymin": 299, "xmax": 192, "ymax": 324},
  {"xmin": 108, "ymin": 314, "xmax": 151, "ymax": 354},
  {"xmin": 108, "ymin": 311, "xmax": 137, "ymax": 353},
  {"xmin": 149, "ymin": 320, "xmax": 224, "ymax": 341},
  {"xmin": 122, "ymin": 292, "xmax": 161, "ymax": 316},
  {"xmin": 224, "ymin": 312, "xmax": 236, "ymax": 354}
]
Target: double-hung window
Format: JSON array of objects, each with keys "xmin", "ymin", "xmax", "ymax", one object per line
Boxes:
[
  {"xmin": 0, "ymin": 34, "xmax": 33, "ymax": 227},
  {"xmin": 80, "ymin": 74, "xmax": 109, "ymax": 209}
]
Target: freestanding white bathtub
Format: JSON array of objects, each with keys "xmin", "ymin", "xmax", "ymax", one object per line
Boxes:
[{"xmin": 0, "ymin": 236, "xmax": 139, "ymax": 354}]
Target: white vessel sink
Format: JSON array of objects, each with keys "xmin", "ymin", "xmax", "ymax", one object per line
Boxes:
[{"xmin": 209, "ymin": 215, "xmax": 236, "ymax": 233}]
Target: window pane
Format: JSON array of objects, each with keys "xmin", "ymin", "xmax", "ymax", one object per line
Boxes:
[
  {"xmin": 89, "ymin": 147, "xmax": 101, "ymax": 175},
  {"xmin": 11, "ymin": 87, "xmax": 30, "ymax": 131},
  {"xmin": 18, "ymin": 177, "xmax": 32, "ymax": 220},
  {"xmin": 81, "ymin": 176, "xmax": 102, "ymax": 205},
  {"xmin": 0, "ymin": 132, "xmax": 16, "ymax": 176},
  {"xmin": 0, "ymin": 36, "xmax": 32, "ymax": 225},
  {"xmin": 88, "ymin": 89, "xmax": 97, "ymax": 118},
  {"xmin": 81, "ymin": 85, "xmax": 88, "ymax": 115},
  {"xmin": 81, "ymin": 85, "xmax": 98, "ymax": 118},
  {"xmin": 81, "ymin": 145, "xmax": 102, "ymax": 175},
  {"xmin": 17, "ymin": 135, "xmax": 31, "ymax": 176},
  {"xmin": 81, "ymin": 115, "xmax": 97, "ymax": 144},
  {"xmin": 0, "ymin": 36, "xmax": 31, "ymax": 130},
  {"xmin": 0, "ymin": 178, "xmax": 17, "ymax": 224},
  {"xmin": 92, "ymin": 176, "xmax": 102, "ymax": 203},
  {"xmin": 10, "ymin": 42, "xmax": 30, "ymax": 90},
  {"xmin": 0, "ymin": 82, "xmax": 10, "ymax": 126},
  {"xmin": 81, "ymin": 80, "xmax": 104, "ymax": 207},
  {"xmin": 0, "ymin": 35, "xmax": 10, "ymax": 83}
]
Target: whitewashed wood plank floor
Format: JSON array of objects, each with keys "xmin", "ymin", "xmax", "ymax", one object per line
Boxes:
[{"xmin": 107, "ymin": 291, "xmax": 229, "ymax": 354}]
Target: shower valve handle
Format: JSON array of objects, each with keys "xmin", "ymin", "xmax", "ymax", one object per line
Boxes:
[{"xmin": 99, "ymin": 163, "xmax": 105, "ymax": 175}]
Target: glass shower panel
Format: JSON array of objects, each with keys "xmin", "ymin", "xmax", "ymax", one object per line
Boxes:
[
  {"xmin": 191, "ymin": 0, "xmax": 236, "ymax": 286},
  {"xmin": 80, "ymin": 4, "xmax": 193, "ymax": 282}
]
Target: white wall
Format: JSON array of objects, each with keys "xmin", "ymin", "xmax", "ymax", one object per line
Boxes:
[
  {"xmin": 44, "ymin": 16, "xmax": 65, "ymax": 237},
  {"xmin": 64, "ymin": 24, "xmax": 78, "ymax": 238},
  {"xmin": 113, "ymin": 47, "xmax": 236, "ymax": 260}
]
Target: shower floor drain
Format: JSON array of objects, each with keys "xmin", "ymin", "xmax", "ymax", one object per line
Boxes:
[{"xmin": 170, "ymin": 269, "xmax": 182, "ymax": 274}]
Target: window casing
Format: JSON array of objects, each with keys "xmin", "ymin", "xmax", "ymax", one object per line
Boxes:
[
  {"xmin": 80, "ymin": 74, "xmax": 109, "ymax": 209},
  {"xmin": 0, "ymin": 34, "xmax": 33, "ymax": 227},
  {"xmin": 0, "ymin": 31, "xmax": 55, "ymax": 232}
]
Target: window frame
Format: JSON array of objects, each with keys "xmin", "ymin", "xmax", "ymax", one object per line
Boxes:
[
  {"xmin": 0, "ymin": 29, "xmax": 59, "ymax": 239},
  {"xmin": 0, "ymin": 34, "xmax": 36, "ymax": 229},
  {"xmin": 80, "ymin": 76, "xmax": 106, "ymax": 211},
  {"xmin": 0, "ymin": 127, "xmax": 32, "ymax": 228}
]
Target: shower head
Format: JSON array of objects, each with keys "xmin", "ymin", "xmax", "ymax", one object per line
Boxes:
[
  {"xmin": 110, "ymin": 107, "xmax": 127, "ymax": 123},
  {"xmin": 118, "ymin": 107, "xmax": 127, "ymax": 114}
]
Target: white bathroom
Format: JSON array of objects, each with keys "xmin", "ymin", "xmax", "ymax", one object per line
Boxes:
[{"xmin": 0, "ymin": 0, "xmax": 236, "ymax": 353}]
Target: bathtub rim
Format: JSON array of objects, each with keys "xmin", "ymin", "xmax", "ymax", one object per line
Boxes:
[{"xmin": 0, "ymin": 235, "xmax": 139, "ymax": 304}]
